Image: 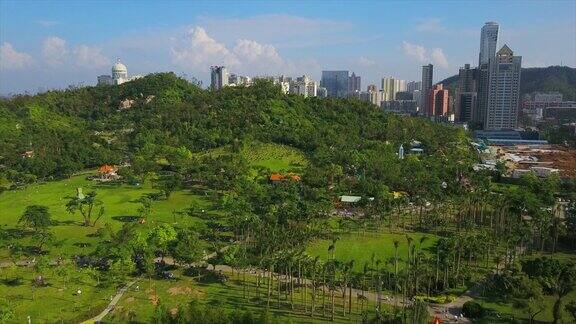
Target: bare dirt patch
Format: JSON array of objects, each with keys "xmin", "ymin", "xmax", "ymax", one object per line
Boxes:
[
  {"xmin": 167, "ymin": 285, "xmax": 204, "ymax": 298},
  {"xmin": 168, "ymin": 286, "xmax": 193, "ymax": 295},
  {"xmin": 149, "ymin": 293, "xmax": 159, "ymax": 306}
]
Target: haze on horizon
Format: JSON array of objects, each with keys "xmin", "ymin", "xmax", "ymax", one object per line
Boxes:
[{"xmin": 0, "ymin": 0, "xmax": 574, "ymax": 94}]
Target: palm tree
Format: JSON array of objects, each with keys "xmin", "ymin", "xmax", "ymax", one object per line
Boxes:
[
  {"xmin": 415, "ymin": 236, "xmax": 428, "ymax": 294},
  {"xmin": 361, "ymin": 262, "xmax": 369, "ymax": 313},
  {"xmin": 328, "ymin": 236, "xmax": 340, "ymax": 261},
  {"xmin": 310, "ymin": 257, "xmax": 320, "ymax": 318},
  {"xmin": 393, "ymin": 239, "xmax": 400, "ymax": 310},
  {"xmin": 375, "ymin": 259, "xmax": 382, "ymax": 313},
  {"xmin": 266, "ymin": 257, "xmax": 275, "ymax": 310}
]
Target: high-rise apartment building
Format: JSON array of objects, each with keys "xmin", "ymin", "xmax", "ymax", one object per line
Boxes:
[
  {"xmin": 456, "ymin": 64, "xmax": 477, "ymax": 122},
  {"xmin": 291, "ymin": 75, "xmax": 318, "ymax": 98},
  {"xmin": 479, "ymin": 22, "xmax": 499, "ymax": 66},
  {"xmin": 381, "ymin": 77, "xmax": 405, "ymax": 101},
  {"xmin": 359, "ymin": 84, "xmax": 382, "ymax": 106},
  {"xmin": 412, "ymin": 89, "xmax": 422, "ymax": 111},
  {"xmin": 474, "ymin": 64, "xmax": 490, "ymax": 127},
  {"xmin": 474, "ymin": 22, "xmax": 500, "ymax": 128},
  {"xmin": 228, "ymin": 74, "xmax": 251, "ymax": 86},
  {"xmin": 485, "ymin": 45, "xmax": 522, "ymax": 130},
  {"xmin": 381, "ymin": 77, "xmax": 396, "ymax": 101},
  {"xmin": 406, "ymin": 81, "xmax": 421, "ymax": 93},
  {"xmin": 348, "ymin": 72, "xmax": 361, "ymax": 95},
  {"xmin": 321, "ymin": 71, "xmax": 349, "ymax": 98},
  {"xmin": 210, "ymin": 66, "xmax": 228, "ymax": 90},
  {"xmin": 427, "ymin": 84, "xmax": 449, "ymax": 116},
  {"xmin": 421, "ymin": 64, "xmax": 433, "ymax": 115}
]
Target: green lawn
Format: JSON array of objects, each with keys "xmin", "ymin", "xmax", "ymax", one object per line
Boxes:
[
  {"xmin": 306, "ymin": 231, "xmax": 439, "ymax": 272},
  {"xmin": 242, "ymin": 142, "xmax": 308, "ymax": 172},
  {"xmin": 475, "ymin": 292, "xmax": 576, "ymax": 323},
  {"xmin": 474, "ymin": 252, "xmax": 576, "ymax": 323},
  {"xmin": 0, "ymin": 173, "xmax": 216, "ymax": 259},
  {"xmin": 0, "ymin": 265, "xmax": 115, "ymax": 323},
  {"xmin": 106, "ymin": 268, "xmax": 390, "ymax": 324}
]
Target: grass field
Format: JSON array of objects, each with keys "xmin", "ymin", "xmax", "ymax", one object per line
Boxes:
[
  {"xmin": 475, "ymin": 292, "xmax": 576, "ymax": 323},
  {"xmin": 0, "ymin": 263, "xmax": 392, "ymax": 324},
  {"xmin": 106, "ymin": 268, "xmax": 390, "ymax": 324},
  {"xmin": 306, "ymin": 231, "xmax": 439, "ymax": 272},
  {"xmin": 0, "ymin": 265, "xmax": 115, "ymax": 323},
  {"xmin": 0, "ymin": 173, "xmax": 215, "ymax": 259},
  {"xmin": 242, "ymin": 142, "xmax": 308, "ymax": 172},
  {"xmin": 0, "ymin": 141, "xmax": 308, "ymax": 260}
]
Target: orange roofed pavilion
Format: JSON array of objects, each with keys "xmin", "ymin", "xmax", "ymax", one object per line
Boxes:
[{"xmin": 269, "ymin": 173, "xmax": 301, "ymax": 182}]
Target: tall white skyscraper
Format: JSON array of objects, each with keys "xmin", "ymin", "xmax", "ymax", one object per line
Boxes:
[
  {"xmin": 479, "ymin": 22, "xmax": 499, "ymax": 66},
  {"xmin": 485, "ymin": 45, "xmax": 522, "ymax": 130},
  {"xmin": 210, "ymin": 66, "xmax": 228, "ymax": 90}
]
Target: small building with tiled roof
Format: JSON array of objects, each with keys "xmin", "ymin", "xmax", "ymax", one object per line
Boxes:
[{"xmin": 269, "ymin": 173, "xmax": 301, "ymax": 183}]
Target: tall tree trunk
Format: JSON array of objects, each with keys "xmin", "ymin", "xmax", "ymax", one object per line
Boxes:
[{"xmin": 267, "ymin": 265, "xmax": 273, "ymax": 310}]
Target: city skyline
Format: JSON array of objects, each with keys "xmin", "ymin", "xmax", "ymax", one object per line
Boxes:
[{"xmin": 1, "ymin": 1, "xmax": 575, "ymax": 94}]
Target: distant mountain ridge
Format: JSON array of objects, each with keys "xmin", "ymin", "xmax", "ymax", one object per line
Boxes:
[{"xmin": 438, "ymin": 66, "xmax": 576, "ymax": 101}]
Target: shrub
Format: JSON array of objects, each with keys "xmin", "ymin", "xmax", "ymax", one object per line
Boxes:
[{"xmin": 462, "ymin": 301, "xmax": 485, "ymax": 319}]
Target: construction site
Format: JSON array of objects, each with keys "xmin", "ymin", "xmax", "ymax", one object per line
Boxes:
[{"xmin": 490, "ymin": 144, "xmax": 576, "ymax": 178}]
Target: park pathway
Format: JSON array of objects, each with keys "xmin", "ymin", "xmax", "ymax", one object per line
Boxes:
[
  {"xmin": 82, "ymin": 279, "xmax": 138, "ymax": 324},
  {"xmin": 81, "ymin": 245, "xmax": 232, "ymax": 323}
]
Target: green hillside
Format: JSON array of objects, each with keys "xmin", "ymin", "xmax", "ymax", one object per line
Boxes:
[{"xmin": 1, "ymin": 73, "xmax": 573, "ymax": 324}]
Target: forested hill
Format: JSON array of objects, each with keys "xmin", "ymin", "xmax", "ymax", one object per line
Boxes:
[
  {"xmin": 438, "ymin": 66, "xmax": 576, "ymax": 100},
  {"xmin": 0, "ymin": 72, "xmax": 472, "ymax": 197}
]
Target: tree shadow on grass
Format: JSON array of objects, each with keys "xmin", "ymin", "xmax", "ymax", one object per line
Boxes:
[
  {"xmin": 52, "ymin": 219, "xmax": 81, "ymax": 226},
  {"xmin": 73, "ymin": 242, "xmax": 92, "ymax": 248},
  {"xmin": 22, "ymin": 245, "xmax": 48, "ymax": 255},
  {"xmin": 112, "ymin": 215, "xmax": 140, "ymax": 223},
  {"xmin": 3, "ymin": 228, "xmax": 33, "ymax": 239},
  {"xmin": 1, "ymin": 277, "xmax": 24, "ymax": 286}
]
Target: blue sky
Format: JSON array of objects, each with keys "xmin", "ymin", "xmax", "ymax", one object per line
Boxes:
[{"xmin": 1, "ymin": 0, "xmax": 574, "ymax": 94}]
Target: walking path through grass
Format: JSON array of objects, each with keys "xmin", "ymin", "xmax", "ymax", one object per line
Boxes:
[{"xmin": 83, "ymin": 279, "xmax": 139, "ymax": 324}]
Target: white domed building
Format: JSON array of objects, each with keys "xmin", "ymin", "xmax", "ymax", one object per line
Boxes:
[
  {"xmin": 112, "ymin": 60, "xmax": 128, "ymax": 81},
  {"xmin": 97, "ymin": 59, "xmax": 142, "ymax": 86}
]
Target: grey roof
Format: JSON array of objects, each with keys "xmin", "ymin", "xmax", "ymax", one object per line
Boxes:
[
  {"xmin": 340, "ymin": 195, "xmax": 362, "ymax": 203},
  {"xmin": 497, "ymin": 44, "xmax": 513, "ymax": 56}
]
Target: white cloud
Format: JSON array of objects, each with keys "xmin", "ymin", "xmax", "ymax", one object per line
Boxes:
[
  {"xmin": 431, "ymin": 48, "xmax": 449, "ymax": 68},
  {"xmin": 402, "ymin": 41, "xmax": 449, "ymax": 69},
  {"xmin": 357, "ymin": 56, "xmax": 376, "ymax": 68},
  {"xmin": 415, "ymin": 18, "xmax": 446, "ymax": 33},
  {"xmin": 42, "ymin": 36, "xmax": 68, "ymax": 67},
  {"xmin": 0, "ymin": 42, "xmax": 34, "ymax": 70},
  {"xmin": 73, "ymin": 45, "xmax": 110, "ymax": 69},
  {"xmin": 233, "ymin": 39, "xmax": 283, "ymax": 66},
  {"xmin": 402, "ymin": 41, "xmax": 428, "ymax": 63},
  {"xmin": 170, "ymin": 27, "xmax": 239, "ymax": 70}
]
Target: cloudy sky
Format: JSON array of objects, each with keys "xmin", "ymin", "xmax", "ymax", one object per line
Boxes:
[{"xmin": 1, "ymin": 0, "xmax": 574, "ymax": 94}]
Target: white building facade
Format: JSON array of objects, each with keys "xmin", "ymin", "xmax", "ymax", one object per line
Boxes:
[
  {"xmin": 485, "ymin": 45, "xmax": 522, "ymax": 130},
  {"xmin": 97, "ymin": 59, "xmax": 142, "ymax": 86}
]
